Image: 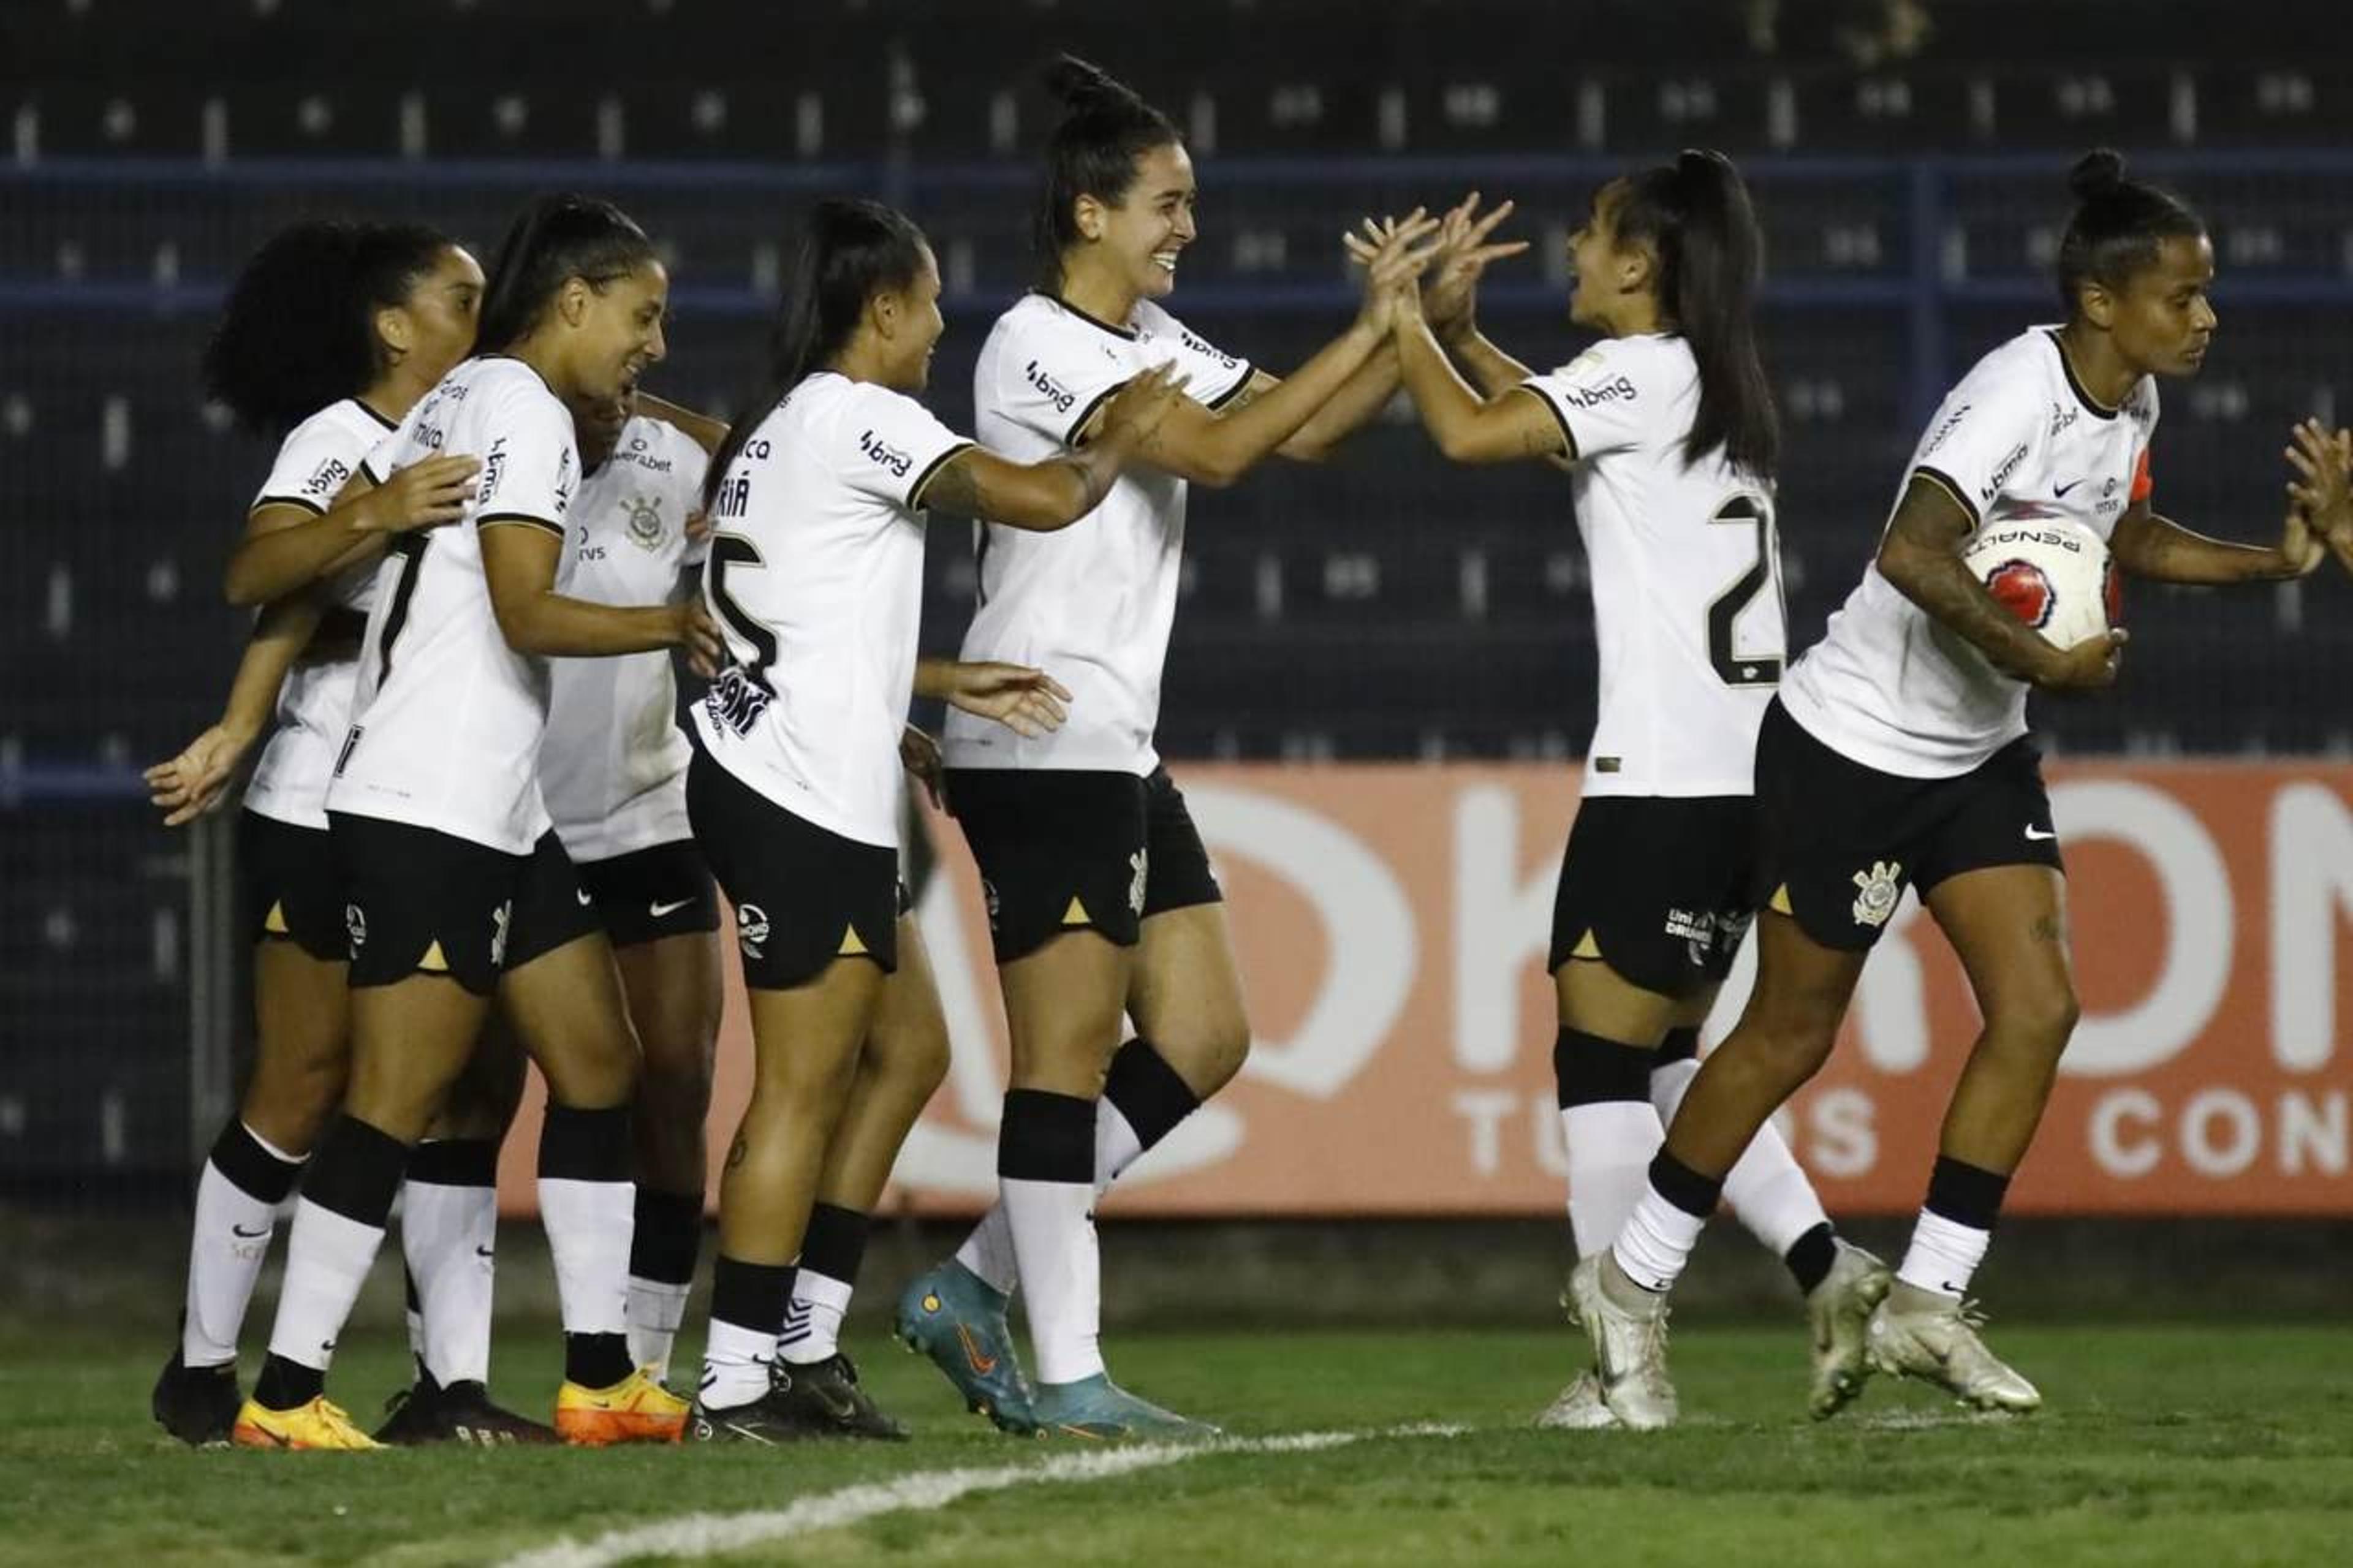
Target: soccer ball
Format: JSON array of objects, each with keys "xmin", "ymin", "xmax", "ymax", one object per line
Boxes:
[{"xmin": 1960, "ymin": 518, "xmax": 2120, "ymax": 648}]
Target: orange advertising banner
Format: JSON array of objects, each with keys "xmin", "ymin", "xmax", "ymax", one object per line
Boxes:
[{"xmin": 498, "ymin": 762, "xmax": 2353, "ymax": 1217}]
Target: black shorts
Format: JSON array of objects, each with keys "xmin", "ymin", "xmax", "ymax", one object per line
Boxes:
[
  {"xmin": 240, "ymin": 809, "xmax": 347, "ymax": 963},
  {"xmin": 1756, "ymin": 699, "xmax": 2064, "ymax": 953},
  {"xmin": 329, "ymin": 813, "xmax": 526, "ymax": 998},
  {"xmin": 577, "ymin": 838, "xmax": 721, "ymax": 949},
  {"xmin": 503, "ymin": 831, "xmax": 605, "ymax": 971},
  {"xmin": 686, "ymin": 750, "xmax": 898, "ymax": 989},
  {"xmin": 946, "ymin": 765, "xmax": 1222, "ymax": 964},
  {"xmin": 1549, "ymin": 795, "xmax": 1757, "ymax": 998}
]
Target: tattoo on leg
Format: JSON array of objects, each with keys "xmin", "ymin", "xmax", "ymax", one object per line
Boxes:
[
  {"xmin": 2031, "ymin": 914, "xmax": 2064, "ymax": 943},
  {"xmin": 725, "ymin": 1133, "xmax": 748, "ymax": 1170}
]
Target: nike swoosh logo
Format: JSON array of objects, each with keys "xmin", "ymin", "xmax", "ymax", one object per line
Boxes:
[
  {"xmin": 2024, "ymin": 825, "xmax": 2058, "ymax": 841},
  {"xmin": 231, "ymin": 1223, "xmax": 270, "ymax": 1238},
  {"xmin": 955, "ymin": 1324, "xmax": 999, "ymax": 1376},
  {"xmin": 575, "ymin": 888, "xmax": 593, "ymax": 906},
  {"xmin": 649, "ymin": 898, "xmax": 692, "ymax": 918},
  {"xmin": 475, "ymin": 1244, "xmax": 494, "ymax": 1260},
  {"xmin": 2053, "ymin": 479, "xmax": 2083, "ymax": 497}
]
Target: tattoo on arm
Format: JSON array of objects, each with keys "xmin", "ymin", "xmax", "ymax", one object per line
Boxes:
[
  {"xmin": 1879, "ymin": 479, "xmax": 2052, "ymax": 681},
  {"xmin": 918, "ymin": 451, "xmax": 987, "ymax": 518}
]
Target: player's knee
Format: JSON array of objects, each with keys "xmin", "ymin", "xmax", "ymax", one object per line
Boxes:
[
  {"xmin": 1156, "ymin": 1013, "xmax": 1251, "ymax": 1096},
  {"xmin": 1988, "ymin": 980, "xmax": 2080, "ymax": 1053}
]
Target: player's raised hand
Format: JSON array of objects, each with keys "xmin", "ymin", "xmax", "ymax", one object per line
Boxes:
[
  {"xmin": 1101, "ymin": 362, "xmax": 1191, "ymax": 447},
  {"xmin": 1420, "ymin": 192, "xmax": 1529, "ymax": 339},
  {"xmin": 2281, "ymin": 417, "xmax": 2353, "ymax": 576},
  {"xmin": 898, "ymin": 723, "xmax": 947, "ymax": 810},
  {"xmin": 2036, "ymin": 627, "xmax": 2128, "ymax": 693},
  {"xmin": 944, "ymin": 661, "xmax": 1074, "ymax": 738},
  {"xmin": 144, "ymin": 722, "xmax": 256, "ymax": 827},
  {"xmin": 360, "ymin": 454, "xmax": 480, "ymax": 532},
  {"xmin": 1349, "ymin": 209, "xmax": 1442, "ymax": 335}
]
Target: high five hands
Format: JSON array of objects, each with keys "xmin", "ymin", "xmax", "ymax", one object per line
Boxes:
[{"xmin": 1344, "ymin": 192, "xmax": 1528, "ymax": 336}]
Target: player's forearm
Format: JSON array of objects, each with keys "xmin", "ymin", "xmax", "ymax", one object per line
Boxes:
[
  {"xmin": 1877, "ymin": 537, "xmax": 2058, "ymax": 682},
  {"xmin": 636, "ymin": 391, "xmax": 729, "ymax": 456},
  {"xmin": 1279, "ymin": 346, "xmax": 1401, "ymax": 462},
  {"xmin": 1167, "ymin": 322, "xmax": 1384, "ymax": 487},
  {"xmin": 224, "ymin": 506, "xmax": 386, "ymax": 606},
  {"xmin": 1438, "ymin": 322, "xmax": 1536, "ymax": 400},
  {"xmin": 496, "ymin": 594, "xmax": 681, "ymax": 658},
  {"xmin": 911, "ymin": 657, "xmax": 966, "ymax": 701},
  {"xmin": 218, "ymin": 597, "xmax": 324, "ymax": 739},
  {"xmin": 2113, "ymin": 512, "xmax": 2302, "ymax": 583},
  {"xmin": 1395, "ymin": 314, "xmax": 1524, "ymax": 465}
]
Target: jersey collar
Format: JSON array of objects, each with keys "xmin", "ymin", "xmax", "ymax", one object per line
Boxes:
[
  {"xmin": 1039, "ymin": 290, "xmax": 1139, "ymax": 342},
  {"xmin": 2044, "ymin": 330, "xmax": 2122, "ymax": 421}
]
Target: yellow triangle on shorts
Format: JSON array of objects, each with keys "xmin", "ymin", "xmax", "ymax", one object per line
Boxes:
[
  {"xmin": 417, "ymin": 939, "xmax": 450, "ymax": 972},
  {"xmin": 1570, "ymin": 928, "xmax": 1602, "ymax": 960},
  {"xmin": 1061, "ymin": 895, "xmax": 1093, "ymax": 926},
  {"xmin": 1768, "ymin": 884, "xmax": 1794, "ymax": 915},
  {"xmin": 262, "ymin": 901, "xmax": 289, "ymax": 935},
  {"xmin": 838, "ymin": 923, "xmax": 868, "ymax": 956}
]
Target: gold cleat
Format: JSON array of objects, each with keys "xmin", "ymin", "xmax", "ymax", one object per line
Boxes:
[
  {"xmin": 554, "ymin": 1366, "xmax": 691, "ymax": 1447},
  {"xmin": 230, "ymin": 1395, "xmax": 382, "ymax": 1451}
]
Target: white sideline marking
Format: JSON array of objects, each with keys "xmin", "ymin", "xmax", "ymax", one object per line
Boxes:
[{"xmin": 502, "ymin": 1423, "xmax": 1466, "ymax": 1568}]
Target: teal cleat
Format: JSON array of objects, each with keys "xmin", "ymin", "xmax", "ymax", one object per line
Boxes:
[
  {"xmin": 1029, "ymin": 1373, "xmax": 1221, "ymax": 1442},
  {"xmin": 895, "ymin": 1261, "xmax": 1038, "ymax": 1435}
]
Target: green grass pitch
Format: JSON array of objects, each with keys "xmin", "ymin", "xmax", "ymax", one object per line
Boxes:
[{"xmin": 2, "ymin": 1323, "xmax": 2347, "ymax": 1565}]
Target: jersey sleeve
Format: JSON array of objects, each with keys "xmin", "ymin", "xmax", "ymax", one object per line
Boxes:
[
  {"xmin": 988, "ymin": 309, "xmax": 1138, "ymax": 450},
  {"xmin": 1144, "ymin": 304, "xmax": 1255, "ymax": 412},
  {"xmin": 254, "ymin": 416, "xmax": 368, "ymax": 515},
  {"xmin": 1903, "ymin": 370, "xmax": 2044, "ymax": 527},
  {"xmin": 842, "ymin": 384, "xmax": 977, "ymax": 512},
  {"xmin": 474, "ymin": 382, "xmax": 580, "ymax": 536},
  {"xmin": 1520, "ymin": 341, "xmax": 1651, "ymax": 463}
]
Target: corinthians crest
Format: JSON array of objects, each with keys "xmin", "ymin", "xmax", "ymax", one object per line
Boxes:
[
  {"xmin": 1850, "ymin": 860, "xmax": 1904, "ymax": 928},
  {"xmin": 624, "ymin": 493, "xmax": 666, "ymax": 550}
]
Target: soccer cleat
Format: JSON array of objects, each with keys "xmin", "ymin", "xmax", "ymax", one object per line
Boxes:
[
  {"xmin": 1534, "ymin": 1369, "xmax": 1622, "ymax": 1431},
  {"xmin": 1866, "ymin": 1289, "xmax": 2042, "ymax": 1414},
  {"xmin": 230, "ymin": 1395, "xmax": 381, "ymax": 1450},
  {"xmin": 763, "ymin": 1354, "xmax": 910, "ymax": 1441},
  {"xmin": 1566, "ymin": 1253, "xmax": 1678, "ymax": 1431},
  {"xmin": 1805, "ymin": 1240, "xmax": 1893, "ymax": 1420},
  {"xmin": 895, "ymin": 1260, "xmax": 1037, "ymax": 1434},
  {"xmin": 1030, "ymin": 1373, "xmax": 1220, "ymax": 1441},
  {"xmin": 152, "ymin": 1349, "xmax": 241, "ymax": 1447},
  {"xmin": 553, "ymin": 1366, "xmax": 691, "ymax": 1446},
  {"xmin": 376, "ymin": 1371, "xmax": 558, "ymax": 1445}
]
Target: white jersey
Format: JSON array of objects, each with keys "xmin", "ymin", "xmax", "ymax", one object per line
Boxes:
[
  {"xmin": 691, "ymin": 371, "xmax": 972, "ymax": 849},
  {"xmin": 1521, "ymin": 333, "xmax": 1786, "ymax": 797},
  {"xmin": 327, "ymin": 357, "xmax": 580, "ymax": 853},
  {"xmin": 240, "ymin": 397, "xmax": 398, "ymax": 831},
  {"xmin": 942, "ymin": 293, "xmax": 1254, "ymax": 775},
  {"xmin": 1781, "ymin": 327, "xmax": 2159, "ymax": 778},
  {"xmin": 540, "ymin": 415, "xmax": 710, "ymax": 863}
]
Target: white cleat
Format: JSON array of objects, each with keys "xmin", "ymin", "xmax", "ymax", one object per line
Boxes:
[
  {"xmin": 1866, "ymin": 1287, "xmax": 2042, "ymax": 1414},
  {"xmin": 1566, "ymin": 1254, "xmax": 1678, "ymax": 1431},
  {"xmin": 1534, "ymin": 1369, "xmax": 1623, "ymax": 1431},
  {"xmin": 1806, "ymin": 1240, "xmax": 1893, "ymax": 1420}
]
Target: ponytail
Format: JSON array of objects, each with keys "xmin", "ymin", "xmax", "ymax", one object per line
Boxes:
[
  {"xmin": 476, "ymin": 193, "xmax": 656, "ymax": 353},
  {"xmin": 2055, "ymin": 148, "xmax": 2205, "ymax": 317},
  {"xmin": 704, "ymin": 198, "xmax": 931, "ymax": 508},
  {"xmin": 1612, "ymin": 148, "xmax": 1779, "ymax": 479},
  {"xmin": 1030, "ymin": 55, "xmax": 1181, "ymax": 293}
]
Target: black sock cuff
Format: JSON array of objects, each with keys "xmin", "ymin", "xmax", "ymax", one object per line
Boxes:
[
  {"xmin": 1102, "ymin": 1037, "xmax": 1200, "ymax": 1149},
  {"xmin": 1784, "ymin": 1222, "xmax": 1838, "ymax": 1295},
  {"xmin": 998, "ymin": 1089, "xmax": 1096, "ymax": 1183},
  {"xmin": 1925, "ymin": 1155, "xmax": 2010, "ymax": 1230},
  {"xmin": 1653, "ymin": 1026, "xmax": 1702, "ymax": 1069},
  {"xmin": 629, "ymin": 1187, "xmax": 705, "ymax": 1286},
  {"xmin": 797, "ymin": 1202, "xmax": 870, "ymax": 1286},
  {"xmin": 710, "ymin": 1254, "xmax": 797, "ymax": 1335},
  {"xmin": 539, "ymin": 1105, "xmax": 632, "ymax": 1183},
  {"xmin": 1646, "ymin": 1148, "xmax": 1724, "ymax": 1221},
  {"xmin": 1553, "ymin": 1027, "xmax": 1653, "ymax": 1108},
  {"xmin": 209, "ymin": 1118, "xmax": 305, "ymax": 1205},
  {"xmin": 301, "ymin": 1116, "xmax": 409, "ymax": 1226},
  {"xmin": 407, "ymin": 1137, "xmax": 499, "ymax": 1187}
]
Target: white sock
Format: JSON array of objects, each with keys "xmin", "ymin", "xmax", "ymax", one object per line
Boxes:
[
  {"xmin": 699, "ymin": 1317, "xmax": 775, "ymax": 1411},
  {"xmin": 180, "ymin": 1127, "xmax": 305, "ymax": 1368},
  {"xmin": 1652, "ymin": 1058, "xmax": 1828, "ymax": 1259},
  {"xmin": 402, "ymin": 1177, "xmax": 497, "ymax": 1387},
  {"xmin": 1001, "ymin": 1176, "xmax": 1103, "ymax": 1386},
  {"xmin": 1612, "ymin": 1181, "xmax": 1710, "ymax": 1295},
  {"xmin": 953, "ymin": 1205, "xmax": 1020, "ymax": 1297},
  {"xmin": 539, "ymin": 1178, "xmax": 632, "ymax": 1337},
  {"xmin": 778, "ymin": 1268, "xmax": 853, "ymax": 1366},
  {"xmin": 1896, "ymin": 1209, "xmax": 1991, "ymax": 1299},
  {"xmin": 955, "ymin": 1095, "xmax": 1157, "ymax": 1300},
  {"xmin": 627, "ymin": 1278, "xmax": 692, "ymax": 1377},
  {"xmin": 1561, "ymin": 1101, "xmax": 1665, "ymax": 1257},
  {"xmin": 265, "ymin": 1199, "xmax": 387, "ymax": 1373}
]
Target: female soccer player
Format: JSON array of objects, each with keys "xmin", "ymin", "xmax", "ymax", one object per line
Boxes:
[
  {"xmin": 895, "ymin": 55, "xmax": 1438, "ymax": 1440},
  {"xmin": 680, "ymin": 196, "xmax": 1187, "ymax": 1442},
  {"xmin": 144, "ymin": 219, "xmax": 504, "ymax": 1445},
  {"xmin": 232, "ymin": 194, "xmax": 720, "ymax": 1450},
  {"xmin": 1374, "ymin": 152, "xmax": 1889, "ymax": 1428},
  {"xmin": 1573, "ymin": 150, "xmax": 2353, "ymax": 1426}
]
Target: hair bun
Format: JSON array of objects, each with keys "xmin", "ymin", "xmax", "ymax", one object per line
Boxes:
[
  {"xmin": 2069, "ymin": 148, "xmax": 2128, "ymax": 202},
  {"xmin": 1042, "ymin": 53, "xmax": 1131, "ymax": 110}
]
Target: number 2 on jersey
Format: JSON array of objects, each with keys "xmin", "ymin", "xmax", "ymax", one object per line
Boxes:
[{"xmin": 1706, "ymin": 493, "xmax": 1786, "ymax": 687}]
